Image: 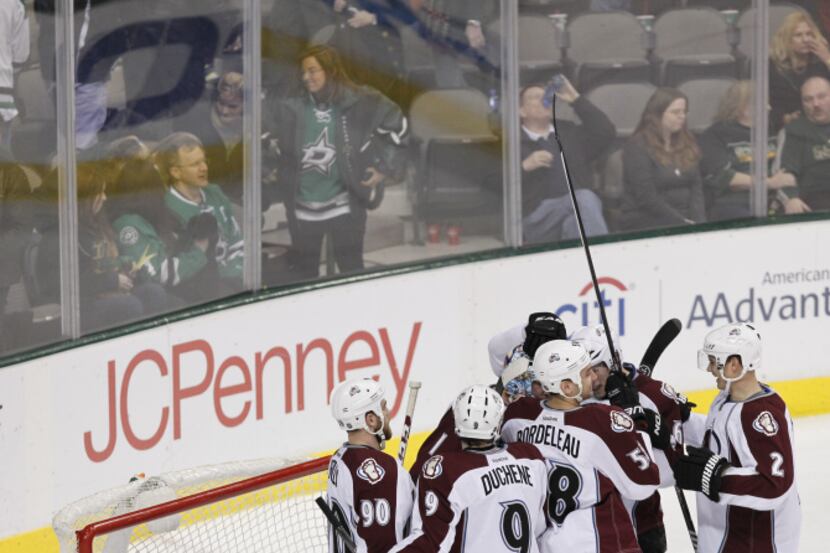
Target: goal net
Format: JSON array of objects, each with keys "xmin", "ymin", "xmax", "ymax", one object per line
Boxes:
[{"xmin": 52, "ymin": 456, "xmax": 332, "ymax": 553}]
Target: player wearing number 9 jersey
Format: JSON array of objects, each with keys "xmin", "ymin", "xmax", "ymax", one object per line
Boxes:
[
  {"xmin": 390, "ymin": 385, "xmax": 549, "ymax": 553},
  {"xmin": 327, "ymin": 378, "xmax": 414, "ymax": 553},
  {"xmin": 502, "ymin": 340, "xmax": 661, "ymax": 553},
  {"xmin": 673, "ymin": 323, "xmax": 800, "ymax": 553}
]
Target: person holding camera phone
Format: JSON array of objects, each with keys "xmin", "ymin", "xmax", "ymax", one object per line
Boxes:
[{"xmin": 518, "ymin": 74, "xmax": 612, "ymax": 245}]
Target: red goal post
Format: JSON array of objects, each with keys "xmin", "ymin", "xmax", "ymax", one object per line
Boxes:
[{"xmin": 53, "ymin": 456, "xmax": 332, "ymax": 553}]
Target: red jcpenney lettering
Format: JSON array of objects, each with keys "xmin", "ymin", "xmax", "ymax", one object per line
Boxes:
[{"xmin": 83, "ymin": 323, "xmax": 422, "ymax": 462}]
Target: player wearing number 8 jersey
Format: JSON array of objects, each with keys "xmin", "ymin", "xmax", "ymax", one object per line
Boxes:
[
  {"xmin": 501, "ymin": 340, "xmax": 660, "ymax": 553},
  {"xmin": 391, "ymin": 385, "xmax": 549, "ymax": 553},
  {"xmin": 672, "ymin": 323, "xmax": 801, "ymax": 552},
  {"xmin": 327, "ymin": 378, "xmax": 414, "ymax": 553}
]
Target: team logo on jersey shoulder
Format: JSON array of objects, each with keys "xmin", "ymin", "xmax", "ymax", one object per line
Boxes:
[
  {"xmin": 422, "ymin": 455, "xmax": 444, "ymax": 480},
  {"xmin": 660, "ymin": 382, "xmax": 679, "ymax": 400},
  {"xmin": 610, "ymin": 410, "xmax": 635, "ymax": 433},
  {"xmin": 752, "ymin": 411, "xmax": 779, "ymax": 436},
  {"xmin": 356, "ymin": 458, "xmax": 386, "ymax": 484},
  {"xmin": 119, "ymin": 226, "xmax": 139, "ymax": 246}
]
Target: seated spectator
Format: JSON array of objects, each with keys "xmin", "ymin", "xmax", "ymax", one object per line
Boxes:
[
  {"xmin": 154, "ymin": 132, "xmax": 244, "ymax": 289},
  {"xmin": 699, "ymin": 80, "xmax": 797, "ymax": 221},
  {"xmin": 518, "ymin": 76, "xmax": 611, "ymax": 245},
  {"xmin": 330, "ymin": 0, "xmax": 406, "ymax": 105},
  {"xmin": 266, "ymin": 45, "xmax": 408, "ymax": 279},
  {"xmin": 779, "ymin": 75, "xmax": 830, "ymax": 212},
  {"xmin": 37, "ymin": 162, "xmax": 170, "ymax": 332},
  {"xmin": 621, "ymin": 88, "xmax": 706, "ymax": 230},
  {"xmin": 770, "ymin": 11, "xmax": 830, "ymax": 132},
  {"xmin": 409, "ymin": 0, "xmax": 499, "ymax": 89},
  {"xmin": 175, "ymin": 68, "xmax": 244, "ymax": 203},
  {"xmin": 0, "ymin": 0, "xmax": 29, "ymax": 146},
  {"xmin": 109, "ymin": 158, "xmax": 215, "ymax": 305}
]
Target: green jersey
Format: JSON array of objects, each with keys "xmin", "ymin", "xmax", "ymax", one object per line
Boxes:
[
  {"xmin": 113, "ymin": 213, "xmax": 208, "ymax": 287},
  {"xmin": 296, "ymin": 104, "xmax": 350, "ymax": 221},
  {"xmin": 164, "ymin": 184, "xmax": 243, "ymax": 280}
]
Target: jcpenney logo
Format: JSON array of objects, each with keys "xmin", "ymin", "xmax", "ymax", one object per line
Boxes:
[
  {"xmin": 554, "ymin": 277, "xmax": 629, "ymax": 336},
  {"xmin": 83, "ymin": 323, "xmax": 422, "ymax": 463}
]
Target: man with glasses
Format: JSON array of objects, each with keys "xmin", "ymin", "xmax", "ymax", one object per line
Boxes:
[{"xmin": 156, "ymin": 132, "xmax": 243, "ymax": 291}]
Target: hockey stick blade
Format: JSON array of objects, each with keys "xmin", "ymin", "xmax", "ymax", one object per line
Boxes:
[
  {"xmin": 638, "ymin": 318, "xmax": 682, "ymax": 376},
  {"xmin": 315, "ymin": 497, "xmax": 357, "ymax": 553}
]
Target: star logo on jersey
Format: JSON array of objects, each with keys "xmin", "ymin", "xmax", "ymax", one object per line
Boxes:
[
  {"xmin": 610, "ymin": 410, "xmax": 635, "ymax": 433},
  {"xmin": 301, "ymin": 127, "xmax": 336, "ymax": 176},
  {"xmin": 356, "ymin": 458, "xmax": 386, "ymax": 484},
  {"xmin": 422, "ymin": 455, "xmax": 443, "ymax": 480},
  {"xmin": 752, "ymin": 411, "xmax": 779, "ymax": 437}
]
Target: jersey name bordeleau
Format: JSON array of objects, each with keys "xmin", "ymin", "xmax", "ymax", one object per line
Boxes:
[
  {"xmin": 326, "ymin": 444, "xmax": 414, "ymax": 553},
  {"xmin": 696, "ymin": 387, "xmax": 801, "ymax": 553},
  {"xmin": 390, "ymin": 442, "xmax": 549, "ymax": 553},
  {"xmin": 501, "ymin": 398, "xmax": 660, "ymax": 553}
]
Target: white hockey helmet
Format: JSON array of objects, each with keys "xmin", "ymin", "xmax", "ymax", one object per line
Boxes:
[
  {"xmin": 697, "ymin": 323, "xmax": 761, "ymax": 382},
  {"xmin": 453, "ymin": 385, "xmax": 506, "ymax": 441},
  {"xmin": 571, "ymin": 324, "xmax": 621, "ymax": 370},
  {"xmin": 330, "ymin": 378, "xmax": 386, "ymax": 437},
  {"xmin": 532, "ymin": 340, "xmax": 592, "ymax": 400}
]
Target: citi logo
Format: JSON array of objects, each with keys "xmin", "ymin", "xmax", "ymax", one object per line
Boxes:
[{"xmin": 555, "ymin": 277, "xmax": 628, "ymax": 336}]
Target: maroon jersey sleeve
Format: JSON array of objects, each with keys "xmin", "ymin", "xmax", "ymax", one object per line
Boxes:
[
  {"xmin": 410, "ymin": 407, "xmax": 460, "ymax": 481},
  {"xmin": 718, "ymin": 395, "xmax": 796, "ymax": 509}
]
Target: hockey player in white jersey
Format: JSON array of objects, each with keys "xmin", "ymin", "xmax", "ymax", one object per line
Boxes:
[
  {"xmin": 672, "ymin": 323, "xmax": 801, "ymax": 552},
  {"xmin": 502, "ymin": 339, "xmax": 661, "ymax": 553},
  {"xmin": 572, "ymin": 324, "xmax": 696, "ymax": 553},
  {"xmin": 327, "ymin": 378, "xmax": 414, "ymax": 553},
  {"xmin": 391, "ymin": 385, "xmax": 549, "ymax": 553}
]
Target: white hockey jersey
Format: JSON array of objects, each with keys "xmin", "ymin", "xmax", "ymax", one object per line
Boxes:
[
  {"xmin": 501, "ymin": 397, "xmax": 660, "ymax": 553},
  {"xmin": 0, "ymin": 0, "xmax": 29, "ymax": 122},
  {"xmin": 390, "ymin": 442, "xmax": 549, "ymax": 553},
  {"xmin": 695, "ymin": 386, "xmax": 801, "ymax": 553},
  {"xmin": 326, "ymin": 444, "xmax": 414, "ymax": 553}
]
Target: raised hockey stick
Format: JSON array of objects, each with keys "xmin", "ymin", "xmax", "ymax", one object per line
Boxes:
[
  {"xmin": 315, "ymin": 497, "xmax": 357, "ymax": 553},
  {"xmin": 397, "ymin": 381, "xmax": 422, "ymax": 464},
  {"xmin": 550, "ymin": 95, "xmax": 622, "ymax": 373},
  {"xmin": 638, "ymin": 318, "xmax": 682, "ymax": 377},
  {"xmin": 638, "ymin": 319, "xmax": 699, "ymax": 552}
]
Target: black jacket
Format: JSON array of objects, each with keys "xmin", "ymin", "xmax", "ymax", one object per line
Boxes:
[
  {"xmin": 621, "ymin": 136, "xmax": 706, "ymax": 230},
  {"xmin": 780, "ymin": 115, "xmax": 830, "ymax": 210},
  {"xmin": 520, "ymin": 96, "xmax": 615, "ymax": 218},
  {"xmin": 267, "ymin": 84, "xmax": 408, "ymax": 213}
]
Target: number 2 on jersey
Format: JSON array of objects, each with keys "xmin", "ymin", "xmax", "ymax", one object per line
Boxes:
[{"xmin": 547, "ymin": 463, "xmax": 582, "ymax": 526}]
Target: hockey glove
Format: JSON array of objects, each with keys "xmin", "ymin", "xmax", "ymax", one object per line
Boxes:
[
  {"xmin": 635, "ymin": 408, "xmax": 671, "ymax": 451},
  {"xmin": 522, "ymin": 312, "xmax": 567, "ymax": 358},
  {"xmin": 673, "ymin": 446, "xmax": 730, "ymax": 502},
  {"xmin": 605, "ymin": 371, "xmax": 639, "ymax": 409},
  {"xmin": 678, "ymin": 399, "xmax": 697, "ymax": 423}
]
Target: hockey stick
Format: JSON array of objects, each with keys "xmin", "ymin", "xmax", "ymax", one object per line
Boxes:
[
  {"xmin": 397, "ymin": 381, "xmax": 422, "ymax": 464},
  {"xmin": 315, "ymin": 497, "xmax": 357, "ymax": 553},
  {"xmin": 638, "ymin": 318, "xmax": 682, "ymax": 377},
  {"xmin": 550, "ymin": 96, "xmax": 622, "ymax": 373},
  {"xmin": 638, "ymin": 319, "xmax": 699, "ymax": 552}
]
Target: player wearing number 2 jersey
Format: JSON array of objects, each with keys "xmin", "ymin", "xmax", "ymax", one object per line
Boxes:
[
  {"xmin": 391, "ymin": 385, "xmax": 549, "ymax": 553},
  {"xmin": 327, "ymin": 378, "xmax": 414, "ymax": 553},
  {"xmin": 673, "ymin": 323, "xmax": 801, "ymax": 553},
  {"xmin": 502, "ymin": 340, "xmax": 660, "ymax": 553}
]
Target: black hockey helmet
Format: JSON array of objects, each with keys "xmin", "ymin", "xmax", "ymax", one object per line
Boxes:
[{"xmin": 523, "ymin": 312, "xmax": 567, "ymax": 359}]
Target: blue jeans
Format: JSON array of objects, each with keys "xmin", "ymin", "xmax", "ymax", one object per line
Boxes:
[{"xmin": 523, "ymin": 190, "xmax": 608, "ymax": 245}]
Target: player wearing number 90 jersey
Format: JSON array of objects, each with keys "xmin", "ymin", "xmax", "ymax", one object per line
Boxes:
[
  {"xmin": 502, "ymin": 340, "xmax": 660, "ymax": 553},
  {"xmin": 391, "ymin": 385, "xmax": 549, "ymax": 553},
  {"xmin": 327, "ymin": 378, "xmax": 414, "ymax": 553}
]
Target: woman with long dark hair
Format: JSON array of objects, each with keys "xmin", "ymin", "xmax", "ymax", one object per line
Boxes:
[
  {"xmin": 621, "ymin": 88, "xmax": 706, "ymax": 231},
  {"xmin": 267, "ymin": 44, "xmax": 408, "ymax": 279}
]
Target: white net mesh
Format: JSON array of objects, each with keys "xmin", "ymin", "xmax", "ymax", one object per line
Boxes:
[{"xmin": 52, "ymin": 457, "xmax": 330, "ymax": 553}]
